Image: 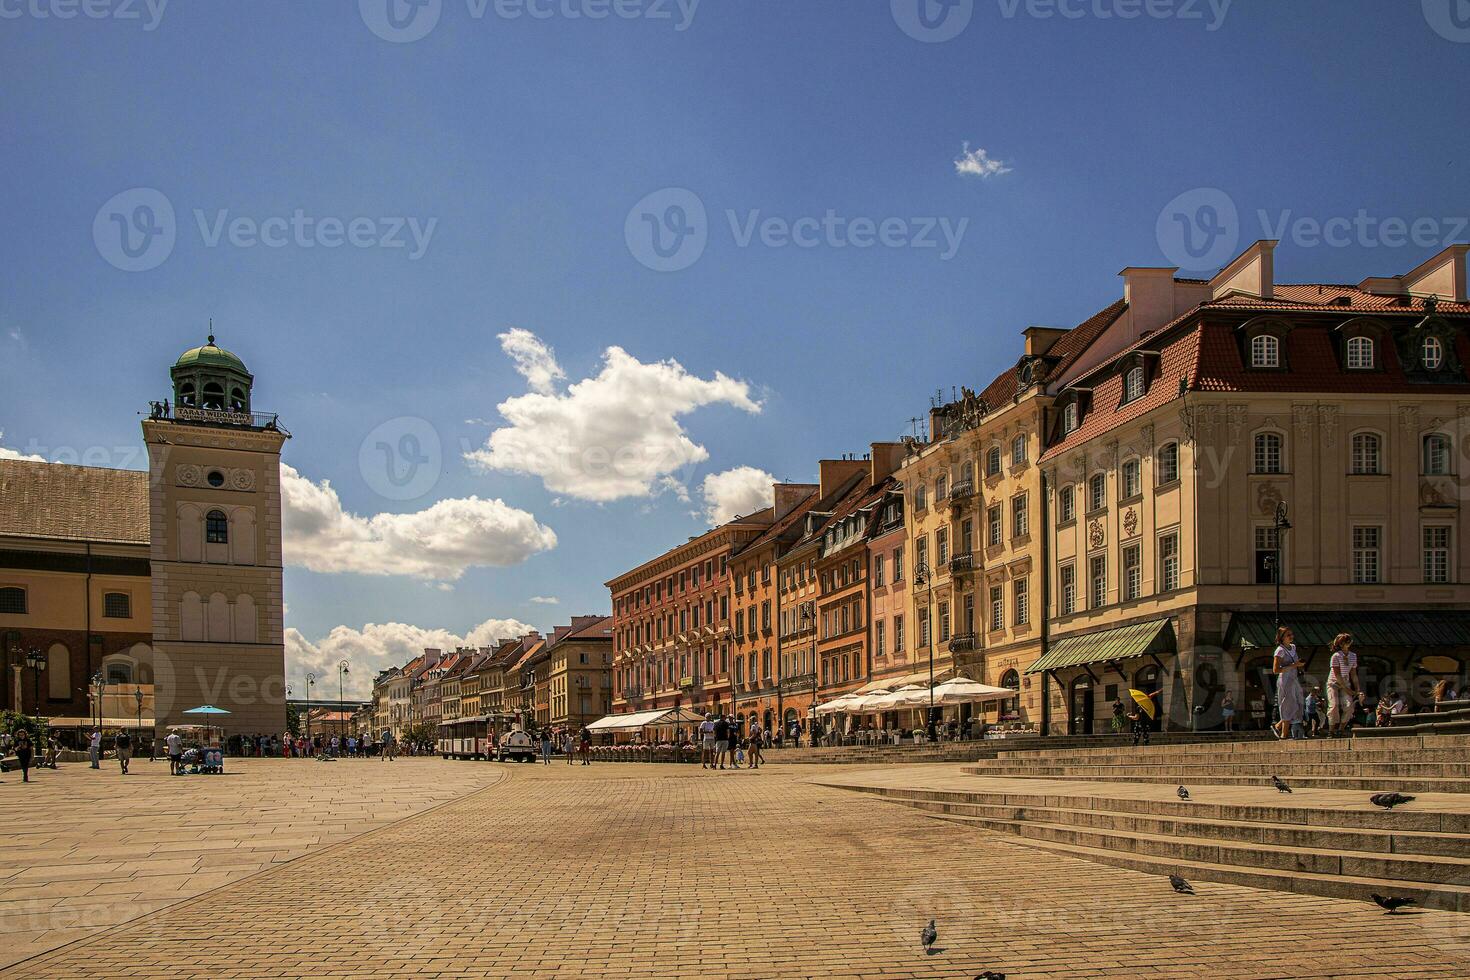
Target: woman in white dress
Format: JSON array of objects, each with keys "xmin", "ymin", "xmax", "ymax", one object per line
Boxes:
[{"xmin": 1273, "ymin": 626, "xmax": 1307, "ymax": 740}]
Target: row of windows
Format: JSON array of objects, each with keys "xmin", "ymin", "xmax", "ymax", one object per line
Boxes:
[
  {"xmin": 1248, "ymin": 333, "xmax": 1446, "ymax": 372},
  {"xmin": 912, "ymin": 438, "xmax": 1030, "ymax": 511},
  {"xmin": 1258, "ymin": 525, "xmax": 1456, "ymax": 586},
  {"xmin": 1056, "ymin": 444, "xmax": 1182, "ymax": 523},
  {"xmin": 1253, "ymin": 431, "xmax": 1456, "ymax": 475},
  {"xmin": 616, "ymin": 556, "xmax": 729, "ymax": 614},
  {"xmin": 0, "ymin": 588, "xmax": 132, "ymax": 618},
  {"xmin": 1058, "ymin": 533, "xmax": 1183, "ymax": 615}
]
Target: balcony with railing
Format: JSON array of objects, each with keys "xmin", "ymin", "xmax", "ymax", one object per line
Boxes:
[
  {"xmin": 948, "ymin": 632, "xmax": 978, "ymax": 653},
  {"xmin": 147, "ymin": 401, "xmax": 291, "ymax": 437},
  {"xmin": 947, "ymin": 479, "xmax": 975, "ymax": 508},
  {"xmin": 948, "ymin": 551, "xmax": 975, "ymax": 575}
]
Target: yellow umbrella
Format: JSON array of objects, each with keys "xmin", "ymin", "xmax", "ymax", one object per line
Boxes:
[{"xmin": 1128, "ymin": 689, "xmax": 1158, "ymax": 720}]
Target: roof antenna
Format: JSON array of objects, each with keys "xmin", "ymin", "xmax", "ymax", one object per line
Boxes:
[{"xmin": 207, "ymin": 318, "xmax": 214, "ymax": 345}]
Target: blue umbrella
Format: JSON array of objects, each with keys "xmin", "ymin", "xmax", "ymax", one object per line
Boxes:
[{"xmin": 183, "ymin": 705, "xmax": 231, "ymax": 715}]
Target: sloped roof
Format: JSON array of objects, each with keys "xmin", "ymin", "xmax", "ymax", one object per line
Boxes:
[
  {"xmin": 564, "ymin": 615, "xmax": 614, "ymax": 642},
  {"xmin": 0, "ymin": 459, "xmax": 149, "ymax": 545}
]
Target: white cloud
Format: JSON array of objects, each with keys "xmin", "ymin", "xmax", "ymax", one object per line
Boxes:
[
  {"xmin": 285, "ymin": 617, "xmax": 533, "ymax": 700},
  {"xmin": 700, "ymin": 466, "xmax": 776, "ymax": 526},
  {"xmin": 280, "ymin": 463, "xmax": 557, "ymax": 581},
  {"xmin": 954, "ymin": 143, "xmax": 1012, "ymax": 179},
  {"xmin": 0, "ymin": 430, "xmax": 44, "ymax": 461},
  {"xmin": 467, "ymin": 331, "xmax": 762, "ymax": 502},
  {"xmin": 528, "ymin": 595, "xmax": 559, "ymax": 605}
]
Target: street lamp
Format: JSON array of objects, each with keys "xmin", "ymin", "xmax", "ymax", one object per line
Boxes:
[
  {"xmin": 914, "ymin": 560, "xmax": 937, "ymax": 742},
  {"xmin": 1268, "ymin": 501, "xmax": 1292, "ymax": 628},
  {"xmin": 338, "ymin": 660, "xmax": 350, "ymax": 745},
  {"xmin": 91, "ymin": 671, "xmax": 105, "ymax": 731},
  {"xmin": 305, "ymin": 672, "xmax": 316, "ymax": 748},
  {"xmin": 24, "ymin": 647, "xmax": 44, "ymax": 714},
  {"xmin": 134, "ymin": 688, "xmax": 144, "ymax": 745}
]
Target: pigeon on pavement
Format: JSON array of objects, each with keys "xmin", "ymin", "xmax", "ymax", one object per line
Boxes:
[
  {"xmin": 1169, "ymin": 874, "xmax": 1195, "ymax": 895},
  {"xmin": 974, "ymin": 972, "xmax": 1006, "ymax": 980},
  {"xmin": 921, "ymin": 919, "xmax": 937, "ymax": 953},
  {"xmin": 1271, "ymin": 775, "xmax": 1293, "ymax": 794},
  {"xmin": 1370, "ymin": 792, "xmax": 1415, "ymax": 810},
  {"xmin": 1177, "ymin": 785, "xmax": 1191, "ymax": 801},
  {"xmin": 1371, "ymin": 894, "xmax": 1417, "ymax": 914}
]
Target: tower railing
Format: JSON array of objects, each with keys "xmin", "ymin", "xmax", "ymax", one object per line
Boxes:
[{"xmin": 147, "ymin": 401, "xmax": 291, "ymax": 437}]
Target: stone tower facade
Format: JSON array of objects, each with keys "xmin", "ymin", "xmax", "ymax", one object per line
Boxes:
[{"xmin": 141, "ymin": 336, "xmax": 289, "ymax": 736}]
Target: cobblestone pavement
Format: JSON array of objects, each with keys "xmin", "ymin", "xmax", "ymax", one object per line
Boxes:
[
  {"xmin": 5, "ymin": 760, "xmax": 1470, "ymax": 978},
  {"xmin": 0, "ymin": 755, "xmax": 503, "ymax": 968}
]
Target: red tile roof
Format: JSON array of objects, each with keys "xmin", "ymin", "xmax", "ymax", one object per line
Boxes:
[{"xmin": 975, "ymin": 300, "xmax": 1127, "ymax": 412}]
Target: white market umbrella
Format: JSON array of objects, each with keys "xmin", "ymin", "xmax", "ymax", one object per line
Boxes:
[
  {"xmin": 846, "ymin": 689, "xmax": 890, "ymax": 712},
  {"xmin": 815, "ymin": 693, "xmax": 861, "ymax": 716},
  {"xmin": 865, "ymin": 684, "xmax": 929, "ymax": 710},
  {"xmin": 932, "ymin": 676, "xmax": 1017, "ymax": 706}
]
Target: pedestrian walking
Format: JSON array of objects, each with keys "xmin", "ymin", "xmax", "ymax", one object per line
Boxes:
[
  {"xmin": 1327, "ymin": 633, "xmax": 1361, "ymax": 736},
  {"xmin": 564, "ymin": 730, "xmax": 575, "ymax": 764},
  {"xmin": 88, "ymin": 728, "xmax": 102, "ymax": 769},
  {"xmin": 540, "ymin": 729, "xmax": 553, "ymax": 765},
  {"xmin": 698, "ymin": 716, "xmax": 716, "ymax": 769},
  {"xmin": 713, "ymin": 714, "xmax": 730, "ymax": 770},
  {"xmin": 1128, "ymin": 705, "xmax": 1151, "ymax": 746},
  {"xmin": 1273, "ymin": 627, "xmax": 1306, "ymax": 740},
  {"xmin": 166, "ymin": 730, "xmax": 183, "ymax": 774},
  {"xmin": 13, "ymin": 729, "xmax": 33, "ymax": 782},
  {"xmin": 747, "ymin": 719, "xmax": 764, "ymax": 769},
  {"xmin": 578, "ymin": 727, "xmax": 591, "ymax": 766},
  {"xmin": 115, "ymin": 729, "xmax": 133, "ymax": 774},
  {"xmin": 1221, "ymin": 691, "xmax": 1236, "ymax": 732}
]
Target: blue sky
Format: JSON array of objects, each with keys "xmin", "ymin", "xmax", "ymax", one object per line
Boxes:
[{"xmin": 3, "ymin": 0, "xmax": 1468, "ymax": 693}]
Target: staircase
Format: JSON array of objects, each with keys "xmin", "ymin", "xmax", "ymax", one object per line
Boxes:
[
  {"xmin": 1356, "ymin": 700, "xmax": 1470, "ymax": 739},
  {"xmin": 763, "ymin": 731, "xmax": 1268, "ymax": 766},
  {"xmin": 820, "ymin": 735, "xmax": 1470, "ymax": 912}
]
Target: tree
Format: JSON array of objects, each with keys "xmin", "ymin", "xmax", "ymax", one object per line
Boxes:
[
  {"xmin": 286, "ymin": 702, "xmax": 302, "ymax": 738},
  {"xmin": 1, "ymin": 710, "xmax": 48, "ymax": 749},
  {"xmin": 402, "ymin": 721, "xmax": 435, "ymax": 752}
]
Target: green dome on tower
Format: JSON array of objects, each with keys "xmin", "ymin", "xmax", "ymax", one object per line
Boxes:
[
  {"xmin": 174, "ymin": 336, "xmax": 249, "ymax": 374},
  {"xmin": 170, "ymin": 333, "xmax": 254, "ymax": 415}
]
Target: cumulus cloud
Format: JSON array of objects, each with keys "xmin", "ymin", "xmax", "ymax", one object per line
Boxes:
[
  {"xmin": 280, "ymin": 463, "xmax": 557, "ymax": 581},
  {"xmin": 528, "ymin": 595, "xmax": 559, "ymax": 605},
  {"xmin": 954, "ymin": 143, "xmax": 1012, "ymax": 179},
  {"xmin": 0, "ymin": 430, "xmax": 44, "ymax": 461},
  {"xmin": 700, "ymin": 466, "xmax": 776, "ymax": 526},
  {"xmin": 285, "ymin": 617, "xmax": 533, "ymax": 700},
  {"xmin": 467, "ymin": 331, "xmax": 762, "ymax": 502}
]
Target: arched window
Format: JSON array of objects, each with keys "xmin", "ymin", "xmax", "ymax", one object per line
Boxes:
[
  {"xmin": 1422, "ymin": 336, "xmax": 1445, "ymax": 371},
  {"xmin": 1057, "ymin": 485, "xmax": 1075, "ymax": 523},
  {"xmin": 104, "ymin": 657, "xmax": 133, "ymax": 685},
  {"xmin": 1123, "ymin": 366, "xmax": 1145, "ymax": 402},
  {"xmin": 1121, "ymin": 459, "xmax": 1142, "ymax": 498},
  {"xmin": 230, "ymin": 388, "xmax": 247, "ymax": 412},
  {"xmin": 0, "ymin": 586, "xmax": 26, "ymax": 614},
  {"xmin": 1088, "ymin": 473, "xmax": 1107, "ymax": 512},
  {"xmin": 1157, "ymin": 442, "xmax": 1180, "ymax": 485},
  {"xmin": 202, "ymin": 382, "xmax": 225, "ymax": 410},
  {"xmin": 1253, "ymin": 433, "xmax": 1283, "ymax": 474},
  {"xmin": 1346, "ymin": 335, "xmax": 1376, "ymax": 370},
  {"xmin": 1350, "ymin": 432, "xmax": 1381, "ymax": 475},
  {"xmin": 178, "ymin": 382, "xmax": 196, "ymax": 407},
  {"xmin": 47, "ymin": 643, "xmax": 70, "ymax": 699},
  {"xmin": 206, "ymin": 509, "xmax": 229, "ymax": 544},
  {"xmin": 1250, "ymin": 334, "xmax": 1280, "ymax": 368},
  {"xmin": 959, "ymin": 460, "xmax": 973, "ymax": 483},
  {"xmin": 1424, "ymin": 433, "xmax": 1454, "ymax": 475},
  {"xmin": 999, "ymin": 668, "xmax": 1021, "ymax": 717},
  {"xmin": 985, "ymin": 447, "xmax": 1002, "ymax": 477},
  {"xmin": 1011, "ymin": 434, "xmax": 1027, "ymax": 465}
]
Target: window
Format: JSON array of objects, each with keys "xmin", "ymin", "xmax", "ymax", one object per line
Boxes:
[
  {"xmin": 1059, "ymin": 563, "xmax": 1076, "ymax": 615},
  {"xmin": 1089, "ymin": 555, "xmax": 1107, "ymax": 608},
  {"xmin": 1122, "ymin": 544, "xmax": 1142, "ymax": 601},
  {"xmin": 935, "ymin": 475, "xmax": 947, "ymax": 501},
  {"xmin": 987, "ymin": 505, "xmax": 1003, "ymax": 547},
  {"xmin": 1424, "ymin": 433, "xmax": 1453, "ymax": 475},
  {"xmin": 873, "ymin": 555, "xmax": 885, "ymax": 588},
  {"xmin": 918, "ymin": 610, "xmax": 930, "ymax": 648},
  {"xmin": 892, "ymin": 547, "xmax": 904, "ymax": 581},
  {"xmin": 1422, "ymin": 335, "xmax": 1445, "ymax": 370},
  {"xmin": 1013, "ymin": 577, "xmax": 1029, "ymax": 625},
  {"xmin": 202, "ymin": 382, "xmax": 224, "ymax": 410},
  {"xmin": 1255, "ymin": 525, "xmax": 1282, "ymax": 585},
  {"xmin": 0, "ymin": 587, "xmax": 26, "ymax": 614},
  {"xmin": 103, "ymin": 592, "xmax": 131, "ymax": 619},
  {"xmin": 938, "ymin": 601, "xmax": 950, "ymax": 642},
  {"xmin": 1351, "ymin": 433, "xmax": 1381, "ymax": 475},
  {"xmin": 1088, "ymin": 473, "xmax": 1107, "ymax": 512},
  {"xmin": 1253, "ymin": 433, "xmax": 1283, "ymax": 474},
  {"xmin": 1121, "ymin": 459, "xmax": 1141, "ymax": 498},
  {"xmin": 1346, "ymin": 335, "xmax": 1376, "ymax": 370},
  {"xmin": 986, "ymin": 447, "xmax": 1002, "ymax": 477},
  {"xmin": 1011, "ymin": 495, "xmax": 1028, "ymax": 539},
  {"xmin": 1122, "ymin": 366, "xmax": 1144, "ymax": 402},
  {"xmin": 1062, "ymin": 401, "xmax": 1078, "ymax": 434},
  {"xmin": 1058, "ymin": 485, "xmax": 1075, "ymax": 523},
  {"xmin": 1352, "ymin": 526, "xmax": 1381, "ymax": 584},
  {"xmin": 875, "ymin": 621, "xmax": 885, "ymax": 657},
  {"xmin": 1250, "ymin": 334, "xmax": 1280, "ymax": 368},
  {"xmin": 1157, "ymin": 443, "xmax": 1179, "ymax": 486},
  {"xmin": 1011, "ymin": 434, "xmax": 1027, "ymax": 466},
  {"xmin": 207, "ymin": 470, "xmax": 225, "ymax": 488},
  {"xmin": 893, "ymin": 615, "xmax": 904, "ymax": 653},
  {"xmin": 205, "ymin": 510, "xmax": 229, "ymax": 544},
  {"xmin": 914, "ymin": 484, "xmax": 927, "ymax": 511},
  {"xmin": 989, "ymin": 585, "xmax": 1004, "ymax": 632},
  {"xmin": 1159, "ymin": 533, "xmax": 1180, "ymax": 592},
  {"xmin": 1424, "ymin": 526, "xmax": 1451, "ymax": 583},
  {"xmin": 916, "ymin": 538, "xmax": 928, "ymax": 577},
  {"xmin": 935, "ymin": 526, "xmax": 949, "ymax": 565}
]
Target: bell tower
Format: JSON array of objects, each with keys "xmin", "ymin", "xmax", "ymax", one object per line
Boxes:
[{"xmin": 142, "ymin": 335, "xmax": 290, "ymax": 736}]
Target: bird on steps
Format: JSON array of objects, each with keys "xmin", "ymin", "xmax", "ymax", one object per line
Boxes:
[
  {"xmin": 1177, "ymin": 785, "xmax": 1191, "ymax": 801},
  {"xmin": 1271, "ymin": 775, "xmax": 1293, "ymax": 794},
  {"xmin": 1371, "ymin": 894, "xmax": 1417, "ymax": 915},
  {"xmin": 921, "ymin": 919, "xmax": 937, "ymax": 953},
  {"xmin": 974, "ymin": 972, "xmax": 1006, "ymax": 980},
  {"xmin": 1169, "ymin": 874, "xmax": 1195, "ymax": 895},
  {"xmin": 1370, "ymin": 792, "xmax": 1415, "ymax": 810}
]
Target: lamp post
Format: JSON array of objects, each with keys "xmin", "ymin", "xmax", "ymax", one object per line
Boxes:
[
  {"xmin": 1269, "ymin": 502, "xmax": 1292, "ymax": 628},
  {"xmin": 305, "ymin": 672, "xmax": 316, "ymax": 749},
  {"xmin": 134, "ymin": 688, "xmax": 143, "ymax": 746},
  {"xmin": 914, "ymin": 560, "xmax": 937, "ymax": 742},
  {"xmin": 24, "ymin": 647, "xmax": 44, "ymax": 715},
  {"xmin": 338, "ymin": 660, "xmax": 350, "ymax": 744},
  {"xmin": 92, "ymin": 671, "xmax": 105, "ymax": 731}
]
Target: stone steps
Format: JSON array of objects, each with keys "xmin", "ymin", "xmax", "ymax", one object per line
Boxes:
[
  {"xmin": 830, "ymin": 781, "xmax": 1470, "ymax": 912},
  {"xmin": 955, "ymin": 769, "xmax": 1470, "ymax": 793}
]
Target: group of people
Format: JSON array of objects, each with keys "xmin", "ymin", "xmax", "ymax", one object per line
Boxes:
[
  {"xmin": 1270, "ymin": 629, "xmax": 1435, "ymax": 739},
  {"xmin": 697, "ymin": 715, "xmax": 765, "ymax": 770},
  {"xmin": 537, "ymin": 727, "xmax": 593, "ymax": 765}
]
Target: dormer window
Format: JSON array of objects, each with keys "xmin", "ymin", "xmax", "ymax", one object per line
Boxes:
[
  {"xmin": 1062, "ymin": 401, "xmax": 1078, "ymax": 434},
  {"xmin": 1250, "ymin": 334, "xmax": 1280, "ymax": 368},
  {"xmin": 1346, "ymin": 335, "xmax": 1376, "ymax": 370},
  {"xmin": 1122, "ymin": 366, "xmax": 1145, "ymax": 403},
  {"xmin": 1422, "ymin": 336, "xmax": 1445, "ymax": 370}
]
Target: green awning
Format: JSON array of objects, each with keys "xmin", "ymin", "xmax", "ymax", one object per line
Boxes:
[
  {"xmin": 1026, "ymin": 618, "xmax": 1175, "ymax": 674},
  {"xmin": 1229, "ymin": 611, "xmax": 1470, "ymax": 651}
]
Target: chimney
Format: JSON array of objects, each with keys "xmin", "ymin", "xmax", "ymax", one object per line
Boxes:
[
  {"xmin": 869, "ymin": 442, "xmax": 905, "ymax": 483},
  {"xmin": 1401, "ymin": 245, "xmax": 1469, "ymax": 304},
  {"xmin": 1209, "ymin": 240, "xmax": 1276, "ymax": 301},
  {"xmin": 1118, "ymin": 266, "xmax": 1183, "ymax": 345},
  {"xmin": 1023, "ymin": 326, "xmax": 1068, "ymax": 357},
  {"xmin": 818, "ymin": 458, "xmax": 868, "ymax": 499},
  {"xmin": 773, "ymin": 482, "xmax": 817, "ymax": 522}
]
